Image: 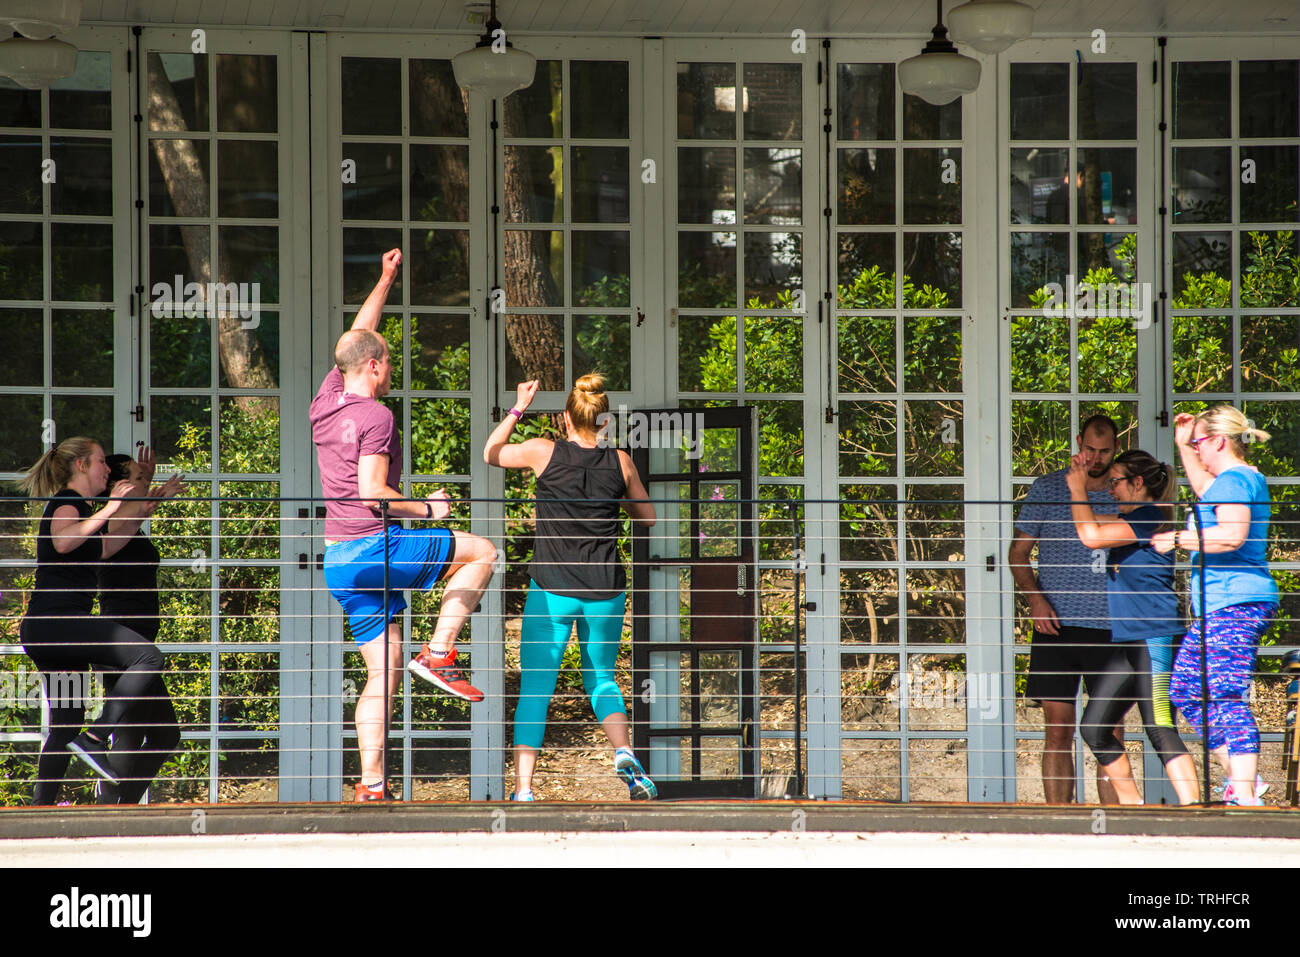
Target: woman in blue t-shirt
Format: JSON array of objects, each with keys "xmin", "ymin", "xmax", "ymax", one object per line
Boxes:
[
  {"xmin": 1152, "ymin": 405, "xmax": 1278, "ymax": 806},
  {"xmin": 1067, "ymin": 450, "xmax": 1199, "ymax": 805}
]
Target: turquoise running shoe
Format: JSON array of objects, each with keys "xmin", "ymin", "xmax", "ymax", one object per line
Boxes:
[
  {"xmin": 615, "ymin": 750, "xmax": 658, "ymax": 800},
  {"xmin": 509, "ymin": 789, "xmax": 535, "ymax": 802}
]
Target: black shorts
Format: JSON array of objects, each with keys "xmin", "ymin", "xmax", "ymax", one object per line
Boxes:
[{"xmin": 1025, "ymin": 625, "xmax": 1114, "ymax": 705}]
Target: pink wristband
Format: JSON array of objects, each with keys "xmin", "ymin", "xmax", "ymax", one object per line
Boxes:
[{"xmin": 508, "ymin": 408, "xmax": 523, "ymax": 419}]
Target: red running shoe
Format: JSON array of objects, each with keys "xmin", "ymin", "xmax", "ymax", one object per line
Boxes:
[
  {"xmin": 354, "ymin": 781, "xmax": 393, "ymax": 802},
  {"xmin": 407, "ymin": 645, "xmax": 484, "ymax": 702}
]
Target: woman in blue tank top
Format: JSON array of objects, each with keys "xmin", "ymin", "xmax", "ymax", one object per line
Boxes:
[
  {"xmin": 1152, "ymin": 405, "xmax": 1279, "ymax": 806},
  {"xmin": 484, "ymin": 374, "xmax": 658, "ymax": 802}
]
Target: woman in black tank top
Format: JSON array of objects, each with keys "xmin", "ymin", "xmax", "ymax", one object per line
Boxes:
[{"xmin": 484, "ymin": 375, "xmax": 658, "ymax": 801}]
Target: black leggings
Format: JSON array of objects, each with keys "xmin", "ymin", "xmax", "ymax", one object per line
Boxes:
[
  {"xmin": 21, "ymin": 616, "xmax": 178, "ymax": 805},
  {"xmin": 1081, "ymin": 641, "xmax": 1189, "ymax": 768}
]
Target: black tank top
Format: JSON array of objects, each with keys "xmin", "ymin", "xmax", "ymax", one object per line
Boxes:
[
  {"xmin": 97, "ymin": 530, "xmax": 161, "ymax": 632},
  {"xmin": 530, "ymin": 441, "xmax": 628, "ymax": 599},
  {"xmin": 27, "ymin": 489, "xmax": 103, "ymax": 616}
]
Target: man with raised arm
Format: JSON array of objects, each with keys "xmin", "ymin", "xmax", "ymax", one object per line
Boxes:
[{"xmin": 311, "ymin": 248, "xmax": 496, "ymax": 801}]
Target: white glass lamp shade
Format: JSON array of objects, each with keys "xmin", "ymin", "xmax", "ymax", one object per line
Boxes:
[
  {"xmin": 0, "ymin": 37, "xmax": 78, "ymax": 89},
  {"xmin": 947, "ymin": 0, "xmax": 1034, "ymax": 55},
  {"xmin": 452, "ymin": 44, "xmax": 536, "ymax": 99},
  {"xmin": 0, "ymin": 0, "xmax": 82, "ymax": 40},
  {"xmin": 898, "ymin": 49, "xmax": 981, "ymax": 106}
]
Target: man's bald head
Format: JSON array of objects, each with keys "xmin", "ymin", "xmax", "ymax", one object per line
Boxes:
[{"xmin": 335, "ymin": 329, "xmax": 388, "ymax": 374}]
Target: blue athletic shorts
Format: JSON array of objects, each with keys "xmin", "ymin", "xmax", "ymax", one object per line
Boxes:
[{"xmin": 323, "ymin": 526, "xmax": 456, "ymax": 644}]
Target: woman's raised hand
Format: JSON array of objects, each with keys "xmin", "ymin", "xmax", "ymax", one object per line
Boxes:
[
  {"xmin": 1173, "ymin": 412, "xmax": 1197, "ymax": 447},
  {"xmin": 515, "ymin": 380, "xmax": 540, "ymax": 413}
]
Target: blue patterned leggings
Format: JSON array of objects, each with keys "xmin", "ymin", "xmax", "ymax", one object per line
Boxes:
[{"xmin": 1169, "ymin": 602, "xmax": 1275, "ymax": 756}]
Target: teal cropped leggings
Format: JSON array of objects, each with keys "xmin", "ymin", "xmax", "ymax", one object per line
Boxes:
[{"xmin": 513, "ymin": 582, "xmax": 628, "ymax": 750}]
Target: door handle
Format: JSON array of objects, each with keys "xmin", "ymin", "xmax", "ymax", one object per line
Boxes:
[{"xmin": 737, "ymin": 563, "xmax": 746, "ymax": 596}]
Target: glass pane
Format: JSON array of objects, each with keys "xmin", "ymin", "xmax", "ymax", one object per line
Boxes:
[
  {"xmin": 151, "ymin": 315, "xmax": 210, "ymax": 388},
  {"xmin": 1241, "ymin": 400, "xmax": 1300, "ymax": 473},
  {"xmin": 909, "ymin": 738, "xmax": 966, "ymax": 799},
  {"xmin": 743, "ymin": 63, "xmax": 801, "ymax": 140},
  {"xmin": 343, "ymin": 228, "xmax": 402, "ymax": 303},
  {"xmin": 340, "ymin": 141, "xmax": 401, "ymax": 221},
  {"xmin": 679, "ymin": 232, "xmax": 736, "ymax": 308},
  {"xmin": 1241, "ymin": 231, "xmax": 1299, "ymax": 308},
  {"xmin": 504, "ymin": 145, "xmax": 562, "ymax": 224},
  {"xmin": 837, "ymin": 63, "xmax": 893, "ymax": 140},
  {"xmin": 218, "ymin": 312, "xmax": 279, "ymax": 389},
  {"xmin": 699, "ymin": 482, "xmax": 740, "ymax": 557},
  {"xmin": 1077, "ymin": 148, "xmax": 1137, "ymax": 225},
  {"xmin": 905, "ymin": 569, "xmax": 964, "ymax": 642},
  {"xmin": 0, "ymin": 78, "xmax": 40, "ymax": 128},
  {"xmin": 504, "ymin": 229, "xmax": 563, "ymax": 307},
  {"xmin": 410, "ymin": 314, "xmax": 470, "ymax": 391},
  {"xmin": 1242, "ymin": 317, "xmax": 1300, "ymax": 392},
  {"xmin": 51, "ymin": 395, "xmax": 113, "ymax": 451},
  {"xmin": 152, "ymin": 395, "xmax": 211, "ymax": 470},
  {"xmin": 411, "ymin": 399, "xmax": 471, "ymax": 475},
  {"xmin": 505, "ymin": 314, "xmax": 565, "ymax": 390},
  {"xmin": 1010, "ymin": 147, "xmax": 1068, "ymax": 225},
  {"xmin": 756, "ymin": 400, "xmax": 802, "ymax": 477},
  {"xmin": 839, "ymin": 400, "xmax": 896, "ymax": 477},
  {"xmin": 1239, "ymin": 60, "xmax": 1299, "ymax": 139},
  {"xmin": 1077, "ymin": 62, "xmax": 1136, "ymax": 140},
  {"xmin": 342, "ymin": 57, "xmax": 399, "ymax": 135},
  {"xmin": 148, "ymin": 54, "xmax": 209, "ymax": 132},
  {"xmin": 758, "ymin": 486, "xmax": 801, "ymax": 563},
  {"xmin": 743, "ymin": 316, "xmax": 801, "ymax": 392},
  {"xmin": 220, "ymin": 397, "xmax": 279, "ymax": 473},
  {"xmin": 410, "ymin": 228, "xmax": 469, "ymax": 306},
  {"xmin": 1241, "ymin": 146, "xmax": 1300, "ymax": 224},
  {"xmin": 0, "ymin": 395, "xmax": 43, "ymax": 472},
  {"xmin": 838, "ymin": 147, "xmax": 893, "ymax": 225},
  {"xmin": 52, "ymin": 310, "xmax": 113, "ymax": 387},
  {"xmin": 218, "ymin": 485, "xmax": 280, "ymax": 560},
  {"xmin": 1172, "ymin": 61, "xmax": 1229, "ymax": 140},
  {"xmin": 902, "ymin": 93, "xmax": 960, "ymax": 141},
  {"xmin": 903, "ymin": 147, "xmax": 960, "ymax": 225},
  {"xmin": 49, "ymin": 137, "xmax": 112, "ymax": 216},
  {"xmin": 904, "ymin": 401, "xmax": 963, "ymax": 476},
  {"xmin": 219, "ymin": 225, "xmax": 279, "ymax": 303},
  {"xmin": 149, "ymin": 139, "xmax": 210, "ymax": 216},
  {"xmin": 51, "ymin": 223, "xmax": 112, "ymax": 302},
  {"xmin": 572, "ymin": 61, "xmax": 629, "ymax": 138},
  {"xmin": 677, "ymin": 62, "xmax": 736, "ymax": 139},
  {"xmin": 679, "ymin": 315, "xmax": 736, "ymax": 392},
  {"xmin": 409, "ymin": 59, "xmax": 468, "ymax": 137},
  {"xmin": 0, "ymin": 135, "xmax": 41, "ymax": 212},
  {"xmin": 410, "ymin": 145, "xmax": 470, "ymax": 222},
  {"xmin": 1009, "ymin": 63, "xmax": 1068, "ymax": 140},
  {"xmin": 906, "ymin": 486, "xmax": 964, "ymax": 563},
  {"xmin": 1172, "ymin": 232, "xmax": 1231, "ymax": 306},
  {"xmin": 903, "ymin": 232, "xmax": 961, "ymax": 307},
  {"xmin": 1077, "ymin": 231, "xmax": 1137, "ymax": 281},
  {"xmin": 1078, "ymin": 315, "xmax": 1136, "ymax": 393},
  {"xmin": 1010, "ymin": 314, "xmax": 1069, "ymax": 392},
  {"xmin": 744, "ymin": 147, "xmax": 801, "ymax": 225},
  {"xmin": 1011, "ymin": 398, "xmax": 1069, "ymax": 477},
  {"xmin": 503, "ymin": 60, "xmax": 561, "ymax": 138},
  {"xmin": 572, "ymin": 230, "xmax": 629, "ymax": 306},
  {"xmin": 837, "ymin": 233, "xmax": 894, "ymax": 307},
  {"xmin": 839, "ymin": 488, "xmax": 898, "ymax": 562},
  {"xmin": 1173, "ymin": 147, "xmax": 1230, "ymax": 224},
  {"xmin": 216, "ymin": 54, "xmax": 277, "ymax": 133},
  {"xmin": 838, "ymin": 316, "xmax": 894, "ymax": 393},
  {"xmin": 1172, "ymin": 316, "xmax": 1232, "ymax": 393},
  {"xmin": 218, "ymin": 140, "xmax": 278, "ymax": 218},
  {"xmin": 0, "ymin": 220, "xmax": 43, "ymax": 299},
  {"xmin": 841, "ymin": 653, "xmax": 900, "ymax": 734},
  {"xmin": 572, "ymin": 147, "xmax": 629, "ymax": 224},
  {"xmin": 743, "ymin": 231, "xmax": 801, "ymax": 304},
  {"xmin": 3, "ymin": 309, "xmax": 43, "ymax": 387},
  {"xmin": 573, "ymin": 315, "xmax": 630, "ymax": 391},
  {"xmin": 679, "ymin": 147, "xmax": 736, "ymax": 225},
  {"xmin": 903, "ymin": 316, "xmax": 961, "ymax": 392},
  {"xmin": 1010, "ymin": 232, "xmax": 1068, "ymax": 308}
]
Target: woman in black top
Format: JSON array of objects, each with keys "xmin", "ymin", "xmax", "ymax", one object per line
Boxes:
[
  {"xmin": 484, "ymin": 375, "xmax": 657, "ymax": 801},
  {"xmin": 93, "ymin": 451, "xmax": 182, "ymax": 804},
  {"xmin": 16, "ymin": 438, "xmax": 178, "ymax": 803}
]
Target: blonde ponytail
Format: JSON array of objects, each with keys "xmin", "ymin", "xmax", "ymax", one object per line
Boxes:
[
  {"xmin": 566, "ymin": 372, "xmax": 609, "ymax": 436},
  {"xmin": 14, "ymin": 436, "xmax": 100, "ymax": 499}
]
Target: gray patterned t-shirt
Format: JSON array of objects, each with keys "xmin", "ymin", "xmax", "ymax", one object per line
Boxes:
[{"xmin": 1014, "ymin": 468, "xmax": 1117, "ymax": 630}]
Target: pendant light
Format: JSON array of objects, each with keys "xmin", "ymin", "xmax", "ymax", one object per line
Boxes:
[
  {"xmin": 0, "ymin": 0, "xmax": 82, "ymax": 40},
  {"xmin": 898, "ymin": 0, "xmax": 982, "ymax": 106},
  {"xmin": 0, "ymin": 35, "xmax": 78, "ymax": 89},
  {"xmin": 947, "ymin": 0, "xmax": 1034, "ymax": 55},
  {"xmin": 452, "ymin": 0, "xmax": 536, "ymax": 100}
]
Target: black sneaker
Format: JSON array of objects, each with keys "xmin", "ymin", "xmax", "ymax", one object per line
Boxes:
[{"xmin": 67, "ymin": 732, "xmax": 121, "ymax": 783}]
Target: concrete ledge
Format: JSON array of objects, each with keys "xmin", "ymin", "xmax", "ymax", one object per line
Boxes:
[{"xmin": 1, "ymin": 800, "xmax": 1296, "ymax": 841}]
